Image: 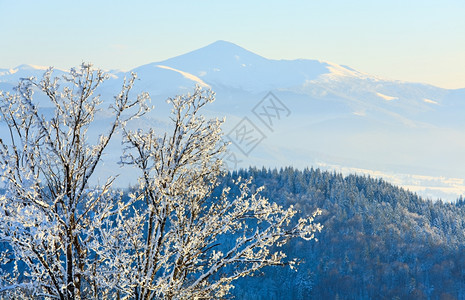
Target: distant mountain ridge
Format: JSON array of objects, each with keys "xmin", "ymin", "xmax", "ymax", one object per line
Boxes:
[
  {"xmin": 141, "ymin": 40, "xmax": 333, "ymax": 91},
  {"xmin": 1, "ymin": 41, "xmax": 464, "ymax": 201}
]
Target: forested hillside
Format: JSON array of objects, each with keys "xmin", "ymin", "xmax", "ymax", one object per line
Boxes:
[
  {"xmin": 216, "ymin": 167, "xmax": 465, "ymax": 300},
  {"xmin": 2, "ymin": 166, "xmax": 465, "ymax": 299}
]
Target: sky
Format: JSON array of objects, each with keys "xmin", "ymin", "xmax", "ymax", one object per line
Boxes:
[{"xmin": 1, "ymin": 0, "xmax": 464, "ymax": 89}]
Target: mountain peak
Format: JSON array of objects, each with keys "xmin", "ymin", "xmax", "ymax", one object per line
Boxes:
[
  {"xmin": 133, "ymin": 40, "xmax": 332, "ymax": 91},
  {"xmin": 158, "ymin": 40, "xmax": 266, "ymax": 68},
  {"xmin": 200, "ymin": 40, "xmax": 255, "ymax": 54},
  {"xmin": 206, "ymin": 40, "xmax": 242, "ymax": 48}
]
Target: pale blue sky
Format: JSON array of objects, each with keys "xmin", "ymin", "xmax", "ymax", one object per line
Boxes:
[{"xmin": 1, "ymin": 0, "xmax": 464, "ymax": 89}]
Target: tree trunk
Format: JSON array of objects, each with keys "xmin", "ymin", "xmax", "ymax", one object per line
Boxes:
[{"xmin": 66, "ymin": 243, "xmax": 75, "ymax": 300}]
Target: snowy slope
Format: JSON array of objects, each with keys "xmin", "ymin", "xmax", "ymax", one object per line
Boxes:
[{"xmin": 1, "ymin": 41, "xmax": 464, "ymax": 200}]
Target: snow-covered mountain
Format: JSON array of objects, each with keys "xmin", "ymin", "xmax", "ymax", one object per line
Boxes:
[{"xmin": 1, "ymin": 41, "xmax": 464, "ymax": 200}]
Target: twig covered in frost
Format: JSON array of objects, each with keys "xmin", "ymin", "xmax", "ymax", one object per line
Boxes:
[
  {"xmin": 0, "ymin": 63, "xmax": 149, "ymax": 300},
  {"xmin": 0, "ymin": 69, "xmax": 321, "ymax": 299}
]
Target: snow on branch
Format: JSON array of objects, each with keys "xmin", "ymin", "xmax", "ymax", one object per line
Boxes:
[{"xmin": 0, "ymin": 70, "xmax": 321, "ymax": 299}]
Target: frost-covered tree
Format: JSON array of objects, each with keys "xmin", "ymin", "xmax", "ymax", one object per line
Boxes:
[
  {"xmin": 0, "ymin": 66, "xmax": 322, "ymax": 299},
  {"xmin": 98, "ymin": 86, "xmax": 323, "ymax": 299},
  {"xmin": 0, "ymin": 64, "xmax": 149, "ymax": 299}
]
